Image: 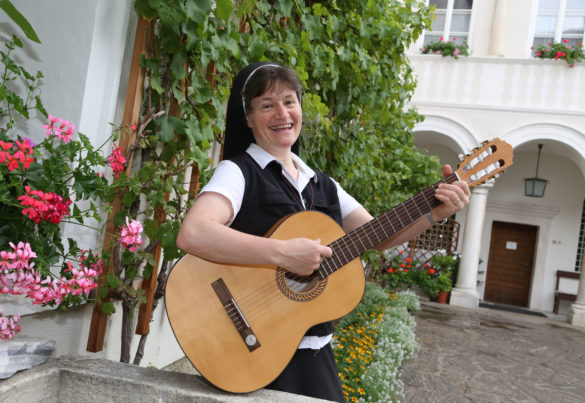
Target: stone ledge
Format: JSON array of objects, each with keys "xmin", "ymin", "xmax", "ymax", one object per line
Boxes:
[
  {"xmin": 0, "ymin": 356, "xmax": 330, "ymax": 402},
  {"xmin": 0, "ymin": 336, "xmax": 56, "ymax": 379}
]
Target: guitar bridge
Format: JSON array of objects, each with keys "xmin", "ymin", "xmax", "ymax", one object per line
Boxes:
[{"xmin": 211, "ymin": 278, "xmax": 261, "ymax": 352}]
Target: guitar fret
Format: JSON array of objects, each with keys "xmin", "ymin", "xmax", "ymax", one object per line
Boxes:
[
  {"xmin": 319, "ymin": 172, "xmax": 463, "ymax": 278},
  {"xmin": 321, "ymin": 257, "xmax": 332, "ymax": 275},
  {"xmin": 402, "ymin": 202, "xmax": 414, "ymax": 222},
  {"xmin": 337, "ymin": 247, "xmax": 348, "ymax": 266},
  {"xmin": 354, "ymin": 228, "xmax": 368, "ymax": 252},
  {"xmin": 369, "ymin": 220, "xmax": 383, "ymax": 244},
  {"xmin": 394, "ymin": 208, "xmax": 405, "ymax": 227},
  {"xmin": 328, "ymin": 251, "xmax": 340, "ymax": 270},
  {"xmin": 412, "ymin": 193, "xmax": 426, "ymax": 216}
]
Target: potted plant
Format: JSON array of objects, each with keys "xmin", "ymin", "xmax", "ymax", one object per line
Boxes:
[
  {"xmin": 429, "ymin": 255, "xmax": 458, "ymax": 304},
  {"xmin": 420, "ymin": 37, "xmax": 469, "ymax": 59},
  {"xmin": 532, "ymin": 39, "xmax": 584, "ymax": 68},
  {"xmin": 435, "ymin": 270, "xmax": 453, "ymax": 304}
]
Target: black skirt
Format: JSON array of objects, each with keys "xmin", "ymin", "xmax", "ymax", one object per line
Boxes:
[{"xmin": 266, "ymin": 343, "xmax": 346, "ymax": 402}]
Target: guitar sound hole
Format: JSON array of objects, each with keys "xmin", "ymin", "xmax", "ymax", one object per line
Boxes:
[{"xmin": 276, "ymin": 268, "xmax": 327, "ymax": 302}]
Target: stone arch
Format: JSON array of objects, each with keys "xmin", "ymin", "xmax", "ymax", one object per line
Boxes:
[
  {"xmin": 413, "ymin": 115, "xmax": 480, "ymax": 154},
  {"xmin": 503, "ymin": 123, "xmax": 585, "ymax": 179}
]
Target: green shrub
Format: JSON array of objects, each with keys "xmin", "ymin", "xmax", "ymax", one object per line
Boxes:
[{"xmin": 333, "ymin": 284, "xmax": 420, "ymax": 402}]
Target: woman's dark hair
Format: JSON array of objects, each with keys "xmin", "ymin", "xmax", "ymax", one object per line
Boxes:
[{"xmin": 241, "ymin": 64, "xmax": 302, "ymax": 113}]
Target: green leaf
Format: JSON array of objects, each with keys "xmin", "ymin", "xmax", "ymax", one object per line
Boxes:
[
  {"xmin": 215, "ymin": 0, "xmax": 234, "ymax": 21},
  {"xmin": 113, "ymin": 210, "xmax": 128, "ymax": 227},
  {"xmin": 122, "ymin": 191, "xmax": 137, "ymax": 207},
  {"xmin": 150, "ymin": 76, "xmax": 164, "ymax": 94},
  {"xmin": 125, "ymin": 265, "xmax": 138, "ymax": 279},
  {"xmin": 101, "ymin": 301, "xmax": 116, "ymax": 315},
  {"xmin": 106, "ymin": 274, "xmax": 120, "ymax": 289},
  {"xmin": 0, "ymin": 0, "xmax": 41, "ymax": 43},
  {"xmin": 158, "ymin": 115, "xmax": 176, "ymax": 142},
  {"xmin": 193, "ymin": 85, "xmax": 211, "ymax": 104}
]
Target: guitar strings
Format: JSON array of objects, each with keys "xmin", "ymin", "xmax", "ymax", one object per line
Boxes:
[{"xmin": 223, "ymin": 174, "xmax": 458, "ymax": 330}]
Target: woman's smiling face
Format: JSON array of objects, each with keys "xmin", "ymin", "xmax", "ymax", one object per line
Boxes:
[{"xmin": 246, "ymin": 80, "xmax": 302, "ymax": 156}]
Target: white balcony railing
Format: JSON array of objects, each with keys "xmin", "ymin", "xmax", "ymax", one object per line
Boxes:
[{"xmin": 408, "ymin": 55, "xmax": 585, "ymax": 116}]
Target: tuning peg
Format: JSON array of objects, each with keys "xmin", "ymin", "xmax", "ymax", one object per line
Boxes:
[{"xmin": 458, "ymin": 153, "xmax": 465, "ymax": 161}]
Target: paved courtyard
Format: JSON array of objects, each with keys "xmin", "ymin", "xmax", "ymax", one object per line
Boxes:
[{"xmin": 402, "ymin": 302, "xmax": 585, "ymax": 403}]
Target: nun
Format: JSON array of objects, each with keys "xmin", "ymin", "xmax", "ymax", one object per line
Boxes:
[{"xmin": 176, "ymin": 62, "xmax": 470, "ymax": 401}]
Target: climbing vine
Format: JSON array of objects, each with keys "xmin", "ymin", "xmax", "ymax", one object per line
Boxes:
[{"xmin": 103, "ymin": 0, "xmax": 441, "ymax": 362}]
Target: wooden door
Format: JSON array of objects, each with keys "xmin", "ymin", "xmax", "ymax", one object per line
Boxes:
[{"xmin": 484, "ymin": 221, "xmax": 538, "ymax": 307}]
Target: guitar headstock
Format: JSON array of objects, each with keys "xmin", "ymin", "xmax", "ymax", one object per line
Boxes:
[{"xmin": 456, "ymin": 138, "xmax": 514, "ymax": 187}]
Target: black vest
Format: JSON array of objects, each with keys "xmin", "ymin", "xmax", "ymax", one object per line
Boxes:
[{"xmin": 229, "ymin": 153, "xmax": 342, "ymax": 337}]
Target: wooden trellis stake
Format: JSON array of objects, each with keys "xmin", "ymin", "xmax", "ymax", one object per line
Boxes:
[{"xmin": 86, "ymin": 17, "xmax": 152, "ymax": 353}]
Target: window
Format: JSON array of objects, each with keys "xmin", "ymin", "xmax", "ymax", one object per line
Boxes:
[
  {"xmin": 534, "ymin": 0, "xmax": 585, "ymax": 49},
  {"xmin": 424, "ymin": 0, "xmax": 474, "ymax": 46}
]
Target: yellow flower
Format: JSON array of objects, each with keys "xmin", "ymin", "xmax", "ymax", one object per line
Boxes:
[{"xmin": 358, "ymin": 387, "xmax": 365, "ymax": 395}]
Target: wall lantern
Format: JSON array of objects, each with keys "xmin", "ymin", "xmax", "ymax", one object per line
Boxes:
[{"xmin": 524, "ymin": 143, "xmax": 547, "ymax": 197}]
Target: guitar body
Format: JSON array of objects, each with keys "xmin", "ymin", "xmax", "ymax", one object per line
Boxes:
[
  {"xmin": 165, "ymin": 138, "xmax": 514, "ymax": 394},
  {"xmin": 165, "ymin": 210, "xmax": 366, "ymax": 393}
]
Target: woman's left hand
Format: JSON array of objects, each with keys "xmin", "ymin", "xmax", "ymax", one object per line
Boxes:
[{"xmin": 431, "ymin": 164, "xmax": 471, "ymax": 222}]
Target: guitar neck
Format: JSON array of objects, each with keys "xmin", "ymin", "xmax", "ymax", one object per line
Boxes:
[{"xmin": 320, "ymin": 172, "xmax": 458, "ymax": 277}]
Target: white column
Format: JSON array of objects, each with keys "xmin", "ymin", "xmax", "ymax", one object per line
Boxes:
[
  {"xmin": 568, "ymin": 271, "xmax": 585, "ymax": 327},
  {"xmin": 450, "ymin": 181, "xmax": 494, "ymax": 308},
  {"xmin": 488, "ymin": 0, "xmax": 510, "ymax": 57}
]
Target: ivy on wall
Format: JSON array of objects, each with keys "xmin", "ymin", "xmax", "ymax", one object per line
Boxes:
[
  {"xmin": 103, "ymin": 0, "xmax": 441, "ymax": 362},
  {"xmin": 134, "ymin": 0, "xmax": 440, "ymax": 214}
]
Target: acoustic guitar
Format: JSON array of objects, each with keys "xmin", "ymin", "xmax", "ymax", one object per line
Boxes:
[{"xmin": 165, "ymin": 138, "xmax": 513, "ymax": 393}]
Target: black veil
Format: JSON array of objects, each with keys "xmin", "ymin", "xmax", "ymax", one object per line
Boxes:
[{"xmin": 222, "ymin": 62, "xmax": 300, "ymax": 160}]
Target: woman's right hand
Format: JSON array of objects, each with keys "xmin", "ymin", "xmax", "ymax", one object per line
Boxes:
[{"xmin": 275, "ymin": 238, "xmax": 333, "ymax": 276}]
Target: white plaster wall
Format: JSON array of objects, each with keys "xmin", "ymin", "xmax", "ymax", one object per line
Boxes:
[
  {"xmin": 1, "ymin": 0, "xmax": 184, "ymax": 370},
  {"xmin": 504, "ymin": 0, "xmax": 537, "ymax": 58}
]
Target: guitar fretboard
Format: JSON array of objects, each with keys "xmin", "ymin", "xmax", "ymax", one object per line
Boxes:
[{"xmin": 319, "ymin": 173, "xmax": 458, "ymax": 277}]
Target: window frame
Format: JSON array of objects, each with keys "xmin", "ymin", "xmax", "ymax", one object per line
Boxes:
[
  {"xmin": 421, "ymin": 0, "xmax": 477, "ymax": 48},
  {"xmin": 533, "ymin": 0, "xmax": 585, "ymax": 48}
]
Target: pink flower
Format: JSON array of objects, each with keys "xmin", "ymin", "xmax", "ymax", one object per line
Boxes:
[
  {"xmin": 43, "ymin": 115, "xmax": 75, "ymax": 143},
  {"xmin": 0, "ymin": 314, "xmax": 21, "ymax": 340},
  {"xmin": 0, "ymin": 140, "xmax": 14, "ymax": 168},
  {"xmin": 12, "ymin": 138, "xmax": 35, "ymax": 170},
  {"xmin": 0, "ymin": 243, "xmax": 100, "ymax": 336},
  {"xmin": 0, "ymin": 139, "xmax": 34, "ymax": 171},
  {"xmin": 60, "ymin": 123, "xmax": 75, "ymax": 143},
  {"xmin": 454, "ymin": 48, "xmax": 460, "ymax": 56},
  {"xmin": 119, "ymin": 217, "xmax": 143, "ymax": 252},
  {"xmin": 563, "ymin": 39, "xmax": 569, "ymax": 43},
  {"xmin": 42, "ymin": 115, "xmax": 61, "ymax": 136},
  {"xmin": 18, "ymin": 186, "xmax": 72, "ymax": 224},
  {"xmin": 110, "ymin": 145, "xmax": 127, "ymax": 178}
]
